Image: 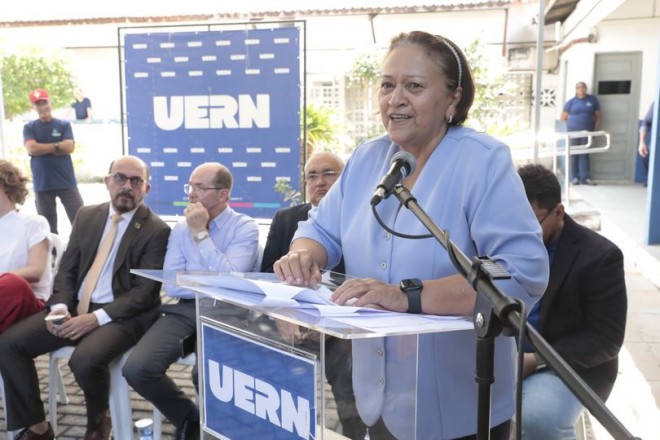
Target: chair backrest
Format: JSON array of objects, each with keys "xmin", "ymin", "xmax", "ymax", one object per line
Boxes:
[{"xmin": 49, "ymin": 233, "xmax": 67, "ymax": 277}]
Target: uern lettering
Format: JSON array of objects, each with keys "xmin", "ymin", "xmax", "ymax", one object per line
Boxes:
[
  {"xmin": 208, "ymin": 360, "xmax": 310, "ymax": 439},
  {"xmin": 154, "ymin": 94, "xmax": 270, "ymax": 130}
]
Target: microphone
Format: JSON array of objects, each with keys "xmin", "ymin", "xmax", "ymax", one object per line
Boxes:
[{"xmin": 370, "ymin": 151, "xmax": 417, "ymax": 206}]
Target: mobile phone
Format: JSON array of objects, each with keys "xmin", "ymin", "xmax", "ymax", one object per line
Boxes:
[
  {"xmin": 44, "ymin": 314, "xmax": 66, "ymax": 326},
  {"xmin": 179, "ymin": 332, "xmax": 197, "ymax": 358}
]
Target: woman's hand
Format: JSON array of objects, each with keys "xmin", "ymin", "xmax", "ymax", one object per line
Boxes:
[
  {"xmin": 273, "ymin": 248, "xmax": 322, "ymax": 287},
  {"xmin": 331, "ymin": 278, "xmax": 408, "ymax": 312}
]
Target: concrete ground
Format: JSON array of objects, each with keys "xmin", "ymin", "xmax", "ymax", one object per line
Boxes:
[
  {"xmin": 2, "ymin": 181, "xmax": 660, "ymax": 439},
  {"xmin": 1, "ymin": 355, "xmax": 194, "ymax": 439}
]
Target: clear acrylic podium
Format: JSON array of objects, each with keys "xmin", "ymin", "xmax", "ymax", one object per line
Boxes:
[{"xmin": 132, "ymin": 269, "xmax": 472, "ymax": 440}]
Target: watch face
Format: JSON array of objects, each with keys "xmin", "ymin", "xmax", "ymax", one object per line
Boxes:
[{"xmin": 400, "ymin": 278, "xmax": 422, "ymax": 291}]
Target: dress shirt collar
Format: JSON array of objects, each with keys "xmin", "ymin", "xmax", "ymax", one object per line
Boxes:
[{"xmin": 108, "ymin": 205, "xmax": 137, "ymax": 225}]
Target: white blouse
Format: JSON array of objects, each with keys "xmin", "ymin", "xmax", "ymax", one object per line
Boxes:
[{"xmin": 0, "ymin": 210, "xmax": 52, "ymax": 301}]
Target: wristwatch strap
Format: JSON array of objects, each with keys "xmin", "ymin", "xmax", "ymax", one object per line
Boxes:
[{"xmin": 406, "ymin": 288, "xmax": 422, "ymax": 314}]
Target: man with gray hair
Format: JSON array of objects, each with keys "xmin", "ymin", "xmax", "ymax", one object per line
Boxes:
[{"xmin": 261, "ymin": 152, "xmax": 345, "ymax": 272}]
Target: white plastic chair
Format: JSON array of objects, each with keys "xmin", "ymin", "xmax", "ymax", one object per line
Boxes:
[
  {"xmin": 1, "ymin": 373, "xmax": 19, "ymax": 440},
  {"xmin": 49, "ymin": 233, "xmax": 66, "ymax": 277},
  {"xmin": 48, "ymin": 347, "xmax": 133, "ymax": 440},
  {"xmin": 47, "ymin": 232, "xmax": 71, "ymax": 414},
  {"xmin": 152, "ymin": 353, "xmax": 197, "ymax": 440},
  {"xmin": 46, "ymin": 235, "xmax": 134, "ymax": 438}
]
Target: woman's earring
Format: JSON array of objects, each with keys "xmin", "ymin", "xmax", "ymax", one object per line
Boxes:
[{"xmin": 447, "ymin": 115, "xmax": 453, "ymax": 124}]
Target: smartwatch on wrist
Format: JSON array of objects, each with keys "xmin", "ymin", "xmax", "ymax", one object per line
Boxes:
[
  {"xmin": 400, "ymin": 278, "xmax": 423, "ymax": 314},
  {"xmin": 54, "ymin": 143, "xmax": 60, "ymax": 152}
]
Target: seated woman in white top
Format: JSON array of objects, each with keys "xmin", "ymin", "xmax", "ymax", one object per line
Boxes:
[{"xmin": 0, "ymin": 159, "xmax": 51, "ymax": 333}]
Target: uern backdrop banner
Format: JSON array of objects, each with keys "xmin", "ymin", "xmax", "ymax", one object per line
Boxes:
[{"xmin": 123, "ymin": 26, "xmax": 302, "ymax": 218}]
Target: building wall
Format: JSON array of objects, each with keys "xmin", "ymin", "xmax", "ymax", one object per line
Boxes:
[
  {"xmin": 0, "ymin": 2, "xmax": 656, "ymax": 150},
  {"xmin": 598, "ymin": 18, "xmax": 659, "ymax": 115},
  {"xmin": 0, "ymin": 6, "xmax": 533, "ymax": 120},
  {"xmin": 557, "ymin": 0, "xmax": 659, "ymax": 116}
]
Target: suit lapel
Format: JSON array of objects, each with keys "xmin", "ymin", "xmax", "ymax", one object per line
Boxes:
[{"xmin": 539, "ymin": 216, "xmax": 581, "ymax": 327}]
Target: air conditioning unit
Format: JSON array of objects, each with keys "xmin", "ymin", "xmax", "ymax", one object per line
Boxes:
[{"xmin": 507, "ymin": 46, "xmax": 558, "ymax": 71}]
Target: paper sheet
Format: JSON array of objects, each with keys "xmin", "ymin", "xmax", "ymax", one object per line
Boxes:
[{"xmin": 177, "ymin": 272, "xmax": 335, "ymax": 305}]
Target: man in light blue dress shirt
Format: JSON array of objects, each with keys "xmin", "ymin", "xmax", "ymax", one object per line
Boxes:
[{"xmin": 123, "ymin": 162, "xmax": 259, "ymax": 440}]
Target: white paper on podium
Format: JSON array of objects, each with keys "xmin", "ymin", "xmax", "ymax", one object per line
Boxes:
[
  {"xmin": 296, "ymin": 303, "xmax": 386, "ymax": 316},
  {"xmin": 176, "ymin": 272, "xmax": 473, "ymax": 332},
  {"xmin": 331, "ymin": 313, "xmax": 474, "ymax": 332},
  {"xmin": 176, "ymin": 272, "xmax": 391, "ymax": 316},
  {"xmin": 181, "ymin": 283, "xmax": 473, "ymax": 334},
  {"xmin": 177, "ymin": 272, "xmax": 336, "ymax": 305}
]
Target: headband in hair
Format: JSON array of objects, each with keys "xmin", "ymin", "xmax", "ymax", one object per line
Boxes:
[{"xmin": 439, "ymin": 37, "xmax": 462, "ymax": 89}]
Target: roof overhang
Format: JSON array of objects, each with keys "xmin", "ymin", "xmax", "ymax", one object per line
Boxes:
[
  {"xmin": 0, "ymin": 1, "xmax": 515, "ymax": 27},
  {"xmin": 543, "ymin": 0, "xmax": 580, "ymax": 24}
]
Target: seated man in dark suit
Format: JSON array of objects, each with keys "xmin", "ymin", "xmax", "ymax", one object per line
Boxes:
[
  {"xmin": 261, "ymin": 152, "xmax": 366, "ymax": 439},
  {"xmin": 517, "ymin": 164, "xmax": 627, "ymax": 439},
  {"xmin": 0, "ymin": 155, "xmax": 170, "ymax": 440},
  {"xmin": 261, "ymin": 152, "xmax": 345, "ymax": 273},
  {"xmin": 123, "ymin": 162, "xmax": 260, "ymax": 440}
]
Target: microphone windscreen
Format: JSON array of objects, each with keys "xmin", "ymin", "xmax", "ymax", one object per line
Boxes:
[{"xmin": 391, "ymin": 150, "xmax": 417, "ymax": 176}]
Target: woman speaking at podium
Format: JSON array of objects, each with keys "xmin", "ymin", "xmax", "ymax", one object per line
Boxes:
[{"xmin": 274, "ymin": 31, "xmax": 549, "ymax": 440}]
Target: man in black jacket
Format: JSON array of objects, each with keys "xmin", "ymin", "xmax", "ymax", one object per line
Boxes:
[
  {"xmin": 261, "ymin": 152, "xmax": 345, "ymax": 273},
  {"xmin": 517, "ymin": 164, "xmax": 627, "ymax": 440}
]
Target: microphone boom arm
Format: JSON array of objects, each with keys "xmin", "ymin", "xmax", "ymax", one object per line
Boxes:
[{"xmin": 391, "ymin": 184, "xmax": 640, "ymax": 440}]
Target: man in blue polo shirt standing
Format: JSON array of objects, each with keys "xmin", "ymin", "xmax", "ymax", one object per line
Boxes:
[
  {"xmin": 24, "ymin": 88, "xmax": 84, "ymax": 234},
  {"xmin": 561, "ymin": 81, "xmax": 602, "ymax": 186}
]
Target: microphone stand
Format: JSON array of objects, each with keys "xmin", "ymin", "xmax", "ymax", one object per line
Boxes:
[{"xmin": 391, "ymin": 184, "xmax": 640, "ymax": 440}]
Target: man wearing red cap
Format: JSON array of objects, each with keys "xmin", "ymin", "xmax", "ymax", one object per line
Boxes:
[{"xmin": 24, "ymin": 88, "xmax": 84, "ymax": 234}]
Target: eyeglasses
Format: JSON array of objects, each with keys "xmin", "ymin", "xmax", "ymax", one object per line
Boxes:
[
  {"xmin": 183, "ymin": 184, "xmax": 225, "ymax": 195},
  {"xmin": 537, "ymin": 205, "xmax": 557, "ymax": 225},
  {"xmin": 304, "ymin": 171, "xmax": 340, "ymax": 183},
  {"xmin": 108, "ymin": 173, "xmax": 146, "ymax": 188}
]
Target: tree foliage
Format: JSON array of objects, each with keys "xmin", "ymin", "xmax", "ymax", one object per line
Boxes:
[
  {"xmin": 462, "ymin": 40, "xmax": 522, "ymax": 134},
  {"xmin": 302, "ymin": 104, "xmax": 340, "ymax": 155},
  {"xmin": 273, "ymin": 105, "xmax": 342, "ymax": 204},
  {"xmin": 347, "ymin": 51, "xmax": 382, "ymax": 85},
  {"xmin": 274, "ymin": 177, "xmax": 302, "ymax": 207},
  {"xmin": 1, "ymin": 51, "xmax": 76, "ymax": 119}
]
